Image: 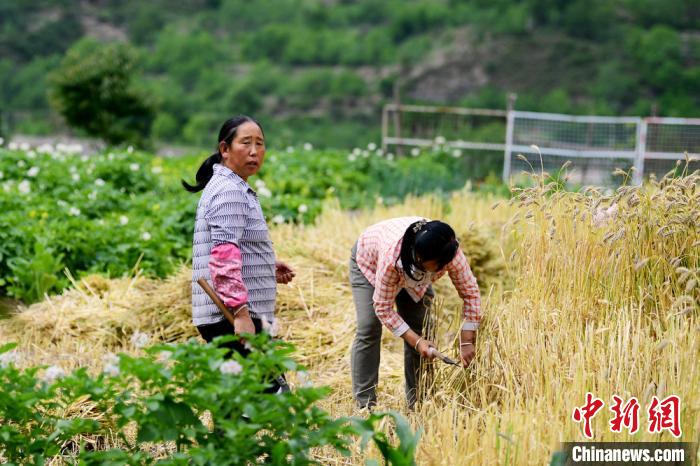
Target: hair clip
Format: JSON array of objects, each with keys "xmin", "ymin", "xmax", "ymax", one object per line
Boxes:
[{"xmin": 412, "ymin": 219, "xmax": 428, "ymax": 233}]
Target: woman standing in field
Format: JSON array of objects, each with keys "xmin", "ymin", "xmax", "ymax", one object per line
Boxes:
[
  {"xmin": 349, "ymin": 217, "xmax": 481, "ymax": 409},
  {"xmin": 183, "ymin": 115, "xmax": 295, "ymax": 366}
]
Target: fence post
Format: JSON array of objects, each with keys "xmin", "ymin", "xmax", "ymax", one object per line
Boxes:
[
  {"xmin": 633, "ymin": 118, "xmax": 647, "ymax": 185},
  {"xmin": 502, "ymin": 93, "xmax": 517, "ymax": 184},
  {"xmin": 381, "ymin": 105, "xmax": 389, "ymax": 154}
]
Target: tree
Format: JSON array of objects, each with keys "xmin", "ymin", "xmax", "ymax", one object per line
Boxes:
[{"xmin": 49, "ymin": 39, "xmax": 154, "ymax": 147}]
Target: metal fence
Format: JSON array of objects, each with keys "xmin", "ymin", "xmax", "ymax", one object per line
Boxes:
[{"xmin": 382, "ymin": 104, "xmax": 700, "ymax": 186}]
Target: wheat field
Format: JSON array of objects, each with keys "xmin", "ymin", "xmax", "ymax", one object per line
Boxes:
[{"xmin": 1, "ymin": 171, "xmax": 698, "ymax": 464}]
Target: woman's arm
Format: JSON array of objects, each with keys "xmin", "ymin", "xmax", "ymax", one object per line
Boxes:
[
  {"xmin": 209, "ymin": 243, "xmax": 255, "ymax": 335},
  {"xmin": 373, "ymin": 263, "xmax": 436, "ymax": 359},
  {"xmin": 446, "ymin": 249, "xmax": 482, "ymax": 367}
]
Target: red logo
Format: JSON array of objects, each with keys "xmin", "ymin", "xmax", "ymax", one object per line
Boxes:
[
  {"xmin": 609, "ymin": 395, "xmax": 640, "ymax": 434},
  {"xmin": 648, "ymin": 395, "xmax": 682, "ymax": 438},
  {"xmin": 573, "ymin": 393, "xmax": 682, "ymax": 438},
  {"xmin": 572, "ymin": 392, "xmax": 605, "ymax": 438}
]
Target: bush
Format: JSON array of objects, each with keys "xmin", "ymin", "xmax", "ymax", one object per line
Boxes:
[
  {"xmin": 0, "ymin": 336, "xmax": 418, "ymax": 464},
  {"xmin": 48, "ymin": 39, "xmax": 154, "ymax": 147}
]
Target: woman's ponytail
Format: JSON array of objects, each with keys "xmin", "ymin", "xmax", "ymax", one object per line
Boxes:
[{"xmin": 181, "ymin": 152, "xmax": 222, "ymax": 193}]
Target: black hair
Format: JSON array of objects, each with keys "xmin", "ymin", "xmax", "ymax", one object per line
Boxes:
[
  {"xmin": 182, "ymin": 115, "xmax": 264, "ymax": 193},
  {"xmin": 398, "ymin": 220, "xmax": 459, "ymax": 280}
]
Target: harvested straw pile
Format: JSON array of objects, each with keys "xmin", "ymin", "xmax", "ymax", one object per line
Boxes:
[{"xmin": 2, "ymin": 171, "xmax": 699, "ymax": 464}]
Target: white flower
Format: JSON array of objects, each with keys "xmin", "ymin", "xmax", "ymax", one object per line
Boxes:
[
  {"xmin": 375, "ymin": 149, "xmax": 383, "ymax": 157},
  {"xmin": 362, "ymin": 150, "xmax": 369, "ymax": 158},
  {"xmin": 103, "ymin": 364, "xmax": 120, "ymax": 377},
  {"xmin": 435, "ymin": 135, "xmax": 446, "ymax": 145},
  {"xmin": 88, "ymin": 191, "xmax": 97, "ymax": 200},
  {"xmin": 69, "ymin": 207, "xmax": 81, "ymax": 216},
  {"xmin": 411, "ymin": 147, "xmax": 421, "ymax": 157},
  {"xmin": 298, "ymin": 204, "xmax": 308, "ymax": 213},
  {"xmin": 129, "ymin": 163, "xmax": 140, "ymax": 171},
  {"xmin": 348, "ymin": 154, "xmax": 357, "ymax": 162},
  {"xmin": 37, "ymin": 143, "xmax": 52, "ymax": 153},
  {"xmin": 80, "ymin": 155, "xmax": 88, "ymax": 162},
  {"xmin": 0, "ymin": 171, "xmax": 3, "ymax": 179},
  {"xmin": 0, "ymin": 137, "xmax": 4, "ymax": 146},
  {"xmin": 367, "ymin": 142, "xmax": 377, "ymax": 151},
  {"xmin": 119, "ymin": 215, "xmax": 129, "ymax": 225},
  {"xmin": 42, "ymin": 365, "xmax": 66, "ymax": 384},
  {"xmin": 72, "ymin": 173, "xmax": 80, "ymax": 182},
  {"xmin": 220, "ymin": 360, "xmax": 242, "ymax": 375},
  {"xmin": 130, "ymin": 331, "xmax": 150, "ymax": 348},
  {"xmin": 254, "ymin": 179, "xmax": 266, "ymax": 189},
  {"xmin": 27, "ymin": 150, "xmax": 36, "ymax": 159},
  {"xmin": 95, "ymin": 178, "xmax": 105, "ymax": 186},
  {"xmin": 352, "ymin": 148, "xmax": 362, "ymax": 156},
  {"xmin": 141, "ymin": 232, "xmax": 152, "ymax": 241},
  {"xmin": 127, "ymin": 146, "xmax": 134, "ymax": 154},
  {"xmin": 27, "ymin": 166, "xmax": 40, "ymax": 177},
  {"xmin": 156, "ymin": 350, "xmax": 172, "ymax": 363},
  {"xmin": 303, "ymin": 142, "xmax": 313, "ymax": 151},
  {"xmin": 17, "ymin": 160, "xmax": 26, "ymax": 168},
  {"xmin": 296, "ymin": 371, "xmax": 312, "ymax": 387},
  {"xmin": 108, "ymin": 153, "xmax": 115, "ymax": 160},
  {"xmin": 19, "ymin": 142, "xmax": 30, "ymax": 151},
  {"xmin": 286, "ymin": 146, "xmax": 294, "ymax": 153},
  {"xmin": 8, "ymin": 142, "xmax": 18, "ymax": 150},
  {"xmin": 272, "ymin": 214, "xmax": 285, "ymax": 224},
  {"xmin": 386, "ymin": 153, "xmax": 395, "ymax": 161},
  {"xmin": 258, "ymin": 187, "xmax": 272, "ymax": 198},
  {"xmin": 18, "ymin": 180, "xmax": 31, "ymax": 195},
  {"xmin": 0, "ymin": 351, "xmax": 20, "ymax": 368},
  {"xmin": 376, "ymin": 196, "xmax": 384, "ymax": 205},
  {"xmin": 151, "ymin": 166, "xmax": 162, "ymax": 174},
  {"xmin": 102, "ymin": 353, "xmax": 120, "ymax": 376},
  {"xmin": 452, "ymin": 149, "xmax": 462, "ymax": 158}
]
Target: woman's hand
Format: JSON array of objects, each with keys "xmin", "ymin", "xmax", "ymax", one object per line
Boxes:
[
  {"xmin": 459, "ymin": 329, "xmax": 477, "ymax": 367},
  {"xmin": 416, "ymin": 338, "xmax": 437, "ymax": 359},
  {"xmin": 233, "ymin": 305, "xmax": 255, "ymax": 336},
  {"xmin": 459, "ymin": 342, "xmax": 476, "ymax": 367},
  {"xmin": 275, "ymin": 261, "xmax": 295, "ymax": 284}
]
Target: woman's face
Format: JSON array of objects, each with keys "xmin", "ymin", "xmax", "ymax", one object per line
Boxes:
[{"xmin": 220, "ymin": 121, "xmax": 266, "ymax": 181}]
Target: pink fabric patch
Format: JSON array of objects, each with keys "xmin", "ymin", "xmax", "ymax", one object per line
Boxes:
[{"xmin": 209, "ymin": 243, "xmax": 248, "ymax": 309}]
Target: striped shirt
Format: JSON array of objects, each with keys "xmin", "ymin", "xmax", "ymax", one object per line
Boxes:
[
  {"xmin": 356, "ymin": 217, "xmax": 482, "ymax": 336},
  {"xmin": 191, "ymin": 163, "xmax": 276, "ymax": 326}
]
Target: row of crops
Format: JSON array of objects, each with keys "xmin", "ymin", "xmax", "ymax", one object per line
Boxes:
[{"xmin": 0, "ymin": 143, "xmax": 507, "ymax": 302}]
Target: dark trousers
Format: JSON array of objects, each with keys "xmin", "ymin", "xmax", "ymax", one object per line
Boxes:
[{"xmin": 349, "ymin": 243, "xmax": 433, "ymax": 409}]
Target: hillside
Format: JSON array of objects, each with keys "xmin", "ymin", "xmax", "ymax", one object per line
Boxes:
[{"xmin": 1, "ymin": 0, "xmax": 698, "ymax": 148}]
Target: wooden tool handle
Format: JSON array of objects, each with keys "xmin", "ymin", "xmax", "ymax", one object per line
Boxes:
[{"xmin": 197, "ymin": 277, "xmax": 238, "ymax": 328}]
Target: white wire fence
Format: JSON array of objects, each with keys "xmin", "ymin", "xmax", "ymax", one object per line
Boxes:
[{"xmin": 382, "ymin": 104, "xmax": 700, "ymax": 186}]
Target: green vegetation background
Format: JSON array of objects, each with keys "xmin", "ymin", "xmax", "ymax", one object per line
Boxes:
[{"xmin": 1, "ymin": 0, "xmax": 698, "ymax": 149}]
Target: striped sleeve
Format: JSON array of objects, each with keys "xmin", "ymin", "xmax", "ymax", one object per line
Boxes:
[
  {"xmin": 446, "ymin": 248, "xmax": 482, "ymax": 330},
  {"xmin": 205, "ymin": 188, "xmax": 248, "ymax": 246},
  {"xmin": 373, "ymin": 260, "xmax": 409, "ymax": 336},
  {"xmin": 209, "ymin": 243, "xmax": 248, "ymax": 309}
]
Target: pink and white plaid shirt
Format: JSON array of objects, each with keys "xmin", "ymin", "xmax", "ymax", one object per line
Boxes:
[{"xmin": 355, "ymin": 217, "xmax": 482, "ymax": 336}]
